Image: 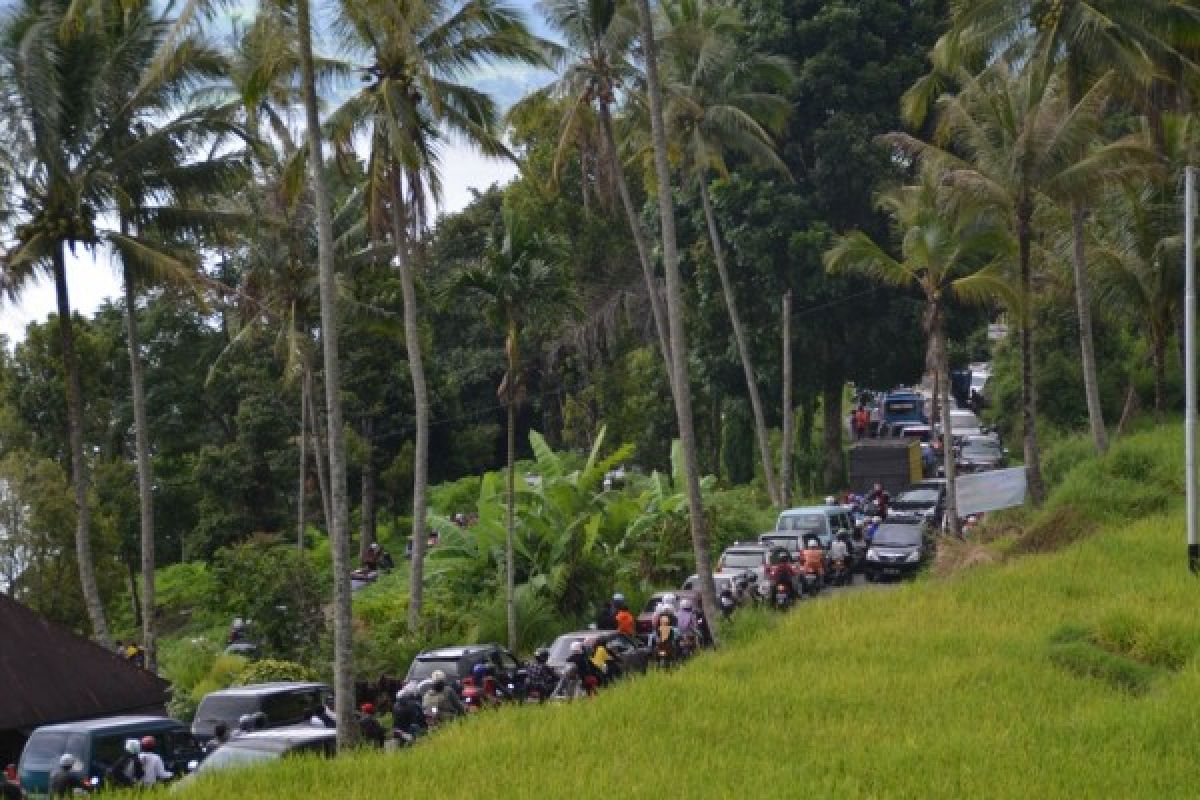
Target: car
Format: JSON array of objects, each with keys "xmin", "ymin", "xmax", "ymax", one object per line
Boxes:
[
  {"xmin": 890, "ymin": 486, "xmax": 944, "ymax": 526},
  {"xmin": 865, "ymin": 521, "xmax": 928, "ymax": 581},
  {"xmin": 403, "ymin": 644, "xmax": 522, "ymax": 691},
  {"xmin": 881, "ymin": 389, "xmax": 927, "ymax": 427},
  {"xmin": 948, "ymin": 409, "xmax": 983, "ymax": 439},
  {"xmin": 681, "ymin": 571, "xmax": 742, "ymax": 596},
  {"xmin": 758, "ymin": 532, "xmax": 806, "ymax": 560},
  {"xmin": 192, "ymin": 683, "xmax": 331, "ymax": 743},
  {"xmin": 716, "ymin": 543, "xmax": 773, "ymax": 587},
  {"xmin": 775, "ymin": 506, "xmax": 856, "ymax": 548},
  {"xmin": 176, "ymin": 727, "xmax": 336, "ymax": 788},
  {"xmin": 958, "ymin": 440, "xmax": 1006, "ymax": 472},
  {"xmin": 19, "ymin": 716, "xmax": 202, "ymax": 794},
  {"xmin": 897, "ymin": 423, "xmax": 933, "ymax": 443},
  {"xmin": 544, "ymin": 630, "xmax": 650, "ymax": 677},
  {"xmin": 636, "ymin": 589, "xmax": 704, "ymax": 637}
]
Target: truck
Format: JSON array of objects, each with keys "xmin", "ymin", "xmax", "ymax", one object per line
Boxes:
[
  {"xmin": 881, "ymin": 390, "xmax": 927, "ymax": 427},
  {"xmin": 848, "ymin": 439, "xmax": 922, "ymax": 495}
]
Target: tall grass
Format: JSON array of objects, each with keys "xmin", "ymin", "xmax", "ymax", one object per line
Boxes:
[{"xmin": 178, "ymin": 424, "xmax": 1199, "ymax": 799}]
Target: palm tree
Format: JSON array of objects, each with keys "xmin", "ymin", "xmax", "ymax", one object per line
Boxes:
[
  {"xmin": 907, "ymin": 0, "xmax": 1200, "ymax": 454},
  {"xmin": 328, "ymin": 0, "xmax": 547, "ymax": 632},
  {"xmin": 0, "ymin": 0, "xmax": 231, "ymax": 644},
  {"xmin": 657, "ymin": 0, "xmax": 792, "ymax": 506},
  {"xmin": 294, "ymin": 0, "xmax": 356, "ymax": 745},
  {"xmin": 889, "ymin": 60, "xmax": 1152, "ymax": 505},
  {"xmin": 632, "ymin": 0, "xmax": 719, "ymax": 639},
  {"xmin": 532, "ymin": 0, "xmax": 674, "ymax": 379},
  {"xmin": 447, "ymin": 206, "xmax": 576, "ymax": 651},
  {"xmin": 826, "ymin": 167, "xmax": 1013, "ymax": 536}
]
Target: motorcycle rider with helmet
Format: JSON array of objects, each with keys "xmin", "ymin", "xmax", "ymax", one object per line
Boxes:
[{"xmin": 523, "ymin": 648, "xmax": 556, "ymax": 701}]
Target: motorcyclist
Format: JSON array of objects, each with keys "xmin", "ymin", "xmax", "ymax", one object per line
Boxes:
[
  {"xmin": 137, "ymin": 737, "xmax": 172, "ymax": 787},
  {"xmin": 48, "ymin": 755, "xmax": 86, "ymax": 797},
  {"xmin": 613, "ymin": 596, "xmax": 635, "ymax": 637},
  {"xmin": 675, "ymin": 599, "xmax": 699, "ymax": 655},
  {"xmin": 801, "ymin": 535, "xmax": 825, "ymax": 592},
  {"xmin": 566, "ymin": 641, "xmax": 601, "ymax": 693},
  {"xmin": 0, "ymin": 768, "xmax": 22, "ymax": 800},
  {"xmin": 205, "ymin": 723, "xmax": 232, "ymax": 753},
  {"xmin": 596, "ymin": 599, "xmax": 617, "ymax": 631},
  {"xmin": 358, "ymin": 704, "xmax": 386, "ymax": 748},
  {"xmin": 868, "ymin": 482, "xmax": 890, "ymax": 519},
  {"xmin": 106, "ymin": 739, "xmax": 143, "ymax": 788},
  {"xmin": 648, "ymin": 608, "xmax": 678, "ymax": 663},
  {"xmin": 523, "ymin": 648, "xmax": 557, "ymax": 700},
  {"xmin": 586, "ymin": 637, "xmax": 618, "ymax": 685},
  {"xmin": 830, "ymin": 533, "xmax": 851, "ymax": 584},
  {"xmin": 392, "ymin": 686, "xmax": 428, "ymax": 743},
  {"xmin": 718, "ymin": 586, "xmax": 737, "ymax": 620},
  {"xmin": 422, "ymin": 671, "xmax": 467, "ymax": 721},
  {"xmin": 865, "ymin": 516, "xmax": 882, "ymax": 543}
]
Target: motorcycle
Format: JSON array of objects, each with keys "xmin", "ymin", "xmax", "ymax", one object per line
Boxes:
[
  {"xmin": 654, "ymin": 640, "xmax": 675, "ymax": 670},
  {"xmin": 718, "ymin": 592, "xmax": 737, "ymax": 621},
  {"xmin": 801, "ymin": 568, "xmax": 822, "ymax": 597},
  {"xmin": 678, "ymin": 630, "xmax": 699, "ymax": 660},
  {"xmin": 829, "ymin": 558, "xmax": 851, "ymax": 587},
  {"xmin": 772, "ymin": 582, "xmax": 794, "ymax": 611}
]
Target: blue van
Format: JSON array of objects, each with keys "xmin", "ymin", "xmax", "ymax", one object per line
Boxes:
[
  {"xmin": 18, "ymin": 716, "xmax": 200, "ymax": 795},
  {"xmin": 882, "ymin": 390, "xmax": 927, "ymax": 427}
]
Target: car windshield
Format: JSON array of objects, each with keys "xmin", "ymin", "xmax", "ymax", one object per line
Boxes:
[
  {"xmin": 874, "ymin": 525, "xmax": 922, "ymax": 546},
  {"xmin": 760, "ymin": 536, "xmax": 799, "ymax": 551},
  {"xmin": 408, "ymin": 657, "xmax": 460, "ymax": 682},
  {"xmin": 547, "ymin": 636, "xmax": 583, "ymax": 663},
  {"xmin": 721, "ymin": 551, "xmax": 765, "ymax": 569},
  {"xmin": 895, "ymin": 489, "xmax": 938, "ymax": 505},
  {"xmin": 779, "ymin": 514, "xmax": 825, "ymax": 533},
  {"xmin": 197, "ymin": 745, "xmax": 281, "ymax": 773}
]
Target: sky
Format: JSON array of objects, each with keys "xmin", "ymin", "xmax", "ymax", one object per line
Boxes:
[{"xmin": 0, "ymin": 0, "xmax": 554, "ymax": 345}]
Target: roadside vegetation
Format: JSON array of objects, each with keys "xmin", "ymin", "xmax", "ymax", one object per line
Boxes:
[{"xmin": 178, "ymin": 423, "xmax": 1200, "ymax": 799}]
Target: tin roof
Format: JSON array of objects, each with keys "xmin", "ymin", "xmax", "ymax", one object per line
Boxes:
[{"xmin": 0, "ymin": 594, "xmax": 170, "ymax": 732}]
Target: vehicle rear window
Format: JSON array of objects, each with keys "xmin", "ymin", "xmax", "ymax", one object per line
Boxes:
[
  {"xmin": 779, "ymin": 514, "xmax": 825, "ymax": 533},
  {"xmin": 409, "ymin": 657, "xmax": 461, "ymax": 682},
  {"xmin": 22, "ymin": 732, "xmax": 68, "ymax": 769},
  {"xmin": 896, "ymin": 489, "xmax": 939, "ymax": 504},
  {"xmin": 721, "ymin": 551, "xmax": 765, "ymax": 569},
  {"xmin": 760, "ymin": 536, "xmax": 800, "ymax": 551},
  {"xmin": 263, "ymin": 691, "xmax": 320, "ymax": 726},
  {"xmin": 197, "ymin": 695, "xmax": 259, "ymax": 722}
]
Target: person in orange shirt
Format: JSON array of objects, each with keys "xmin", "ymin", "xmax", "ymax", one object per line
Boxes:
[
  {"xmin": 613, "ymin": 594, "xmax": 635, "ymax": 637},
  {"xmin": 801, "ymin": 536, "xmax": 825, "ymax": 595}
]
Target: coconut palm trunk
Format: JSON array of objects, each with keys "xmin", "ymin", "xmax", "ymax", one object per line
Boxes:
[
  {"xmin": 781, "ymin": 290, "xmax": 793, "ymax": 507},
  {"xmin": 122, "ymin": 262, "xmax": 156, "ymax": 669},
  {"xmin": 388, "ymin": 192, "xmax": 431, "ymax": 632},
  {"xmin": 295, "ymin": 0, "xmax": 355, "ymax": 744},
  {"xmin": 1017, "ymin": 205, "xmax": 1046, "ymax": 506},
  {"xmin": 932, "ymin": 304, "xmax": 960, "ymax": 537},
  {"xmin": 305, "ymin": 370, "xmax": 333, "ymax": 534},
  {"xmin": 635, "ymin": 0, "xmax": 719, "ymax": 644},
  {"xmin": 598, "ymin": 103, "xmax": 673, "ymax": 383},
  {"xmin": 53, "ymin": 242, "xmax": 110, "ymax": 645},
  {"xmin": 700, "ymin": 181, "xmax": 780, "ymax": 505},
  {"xmin": 1070, "ymin": 203, "xmax": 1108, "ymax": 453},
  {"xmin": 359, "ymin": 418, "xmax": 376, "ymax": 561},
  {"xmin": 297, "ymin": 378, "xmax": 307, "ymax": 550},
  {"xmin": 505, "ymin": 322, "xmax": 518, "ymax": 652}
]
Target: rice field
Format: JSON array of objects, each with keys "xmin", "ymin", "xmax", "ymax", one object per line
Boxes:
[{"xmin": 177, "ymin": 425, "xmax": 1200, "ymax": 799}]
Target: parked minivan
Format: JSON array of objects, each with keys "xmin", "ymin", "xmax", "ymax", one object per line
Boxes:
[
  {"xmin": 191, "ymin": 682, "xmax": 331, "ymax": 742},
  {"xmin": 775, "ymin": 505, "xmax": 856, "ymax": 547},
  {"xmin": 19, "ymin": 716, "xmax": 200, "ymax": 794}
]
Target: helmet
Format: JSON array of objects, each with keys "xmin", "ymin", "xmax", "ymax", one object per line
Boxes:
[
  {"xmin": 612, "ymin": 592, "xmax": 625, "ymax": 604},
  {"xmin": 680, "ymin": 598, "xmax": 693, "ymax": 610},
  {"xmin": 535, "ymin": 648, "xmax": 549, "ymax": 663},
  {"xmin": 360, "ymin": 703, "xmax": 375, "ymax": 715},
  {"xmin": 431, "ymin": 679, "xmax": 446, "ymax": 692},
  {"xmin": 140, "ymin": 736, "xmax": 156, "ymax": 752},
  {"xmin": 59, "ymin": 754, "xmax": 76, "ymax": 770},
  {"xmin": 124, "ymin": 739, "xmax": 141, "ymax": 756},
  {"xmin": 663, "ymin": 593, "xmax": 677, "ymax": 606},
  {"xmin": 569, "ymin": 641, "xmax": 584, "ymax": 655},
  {"xmin": 825, "ymin": 495, "xmax": 836, "ymax": 505},
  {"xmin": 431, "ymin": 669, "xmax": 446, "ymax": 683}
]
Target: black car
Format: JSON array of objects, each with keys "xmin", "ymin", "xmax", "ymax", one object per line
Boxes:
[
  {"xmin": 192, "ymin": 683, "xmax": 331, "ymax": 742},
  {"xmin": 890, "ymin": 486, "xmax": 944, "ymax": 527},
  {"xmin": 865, "ymin": 521, "xmax": 928, "ymax": 581},
  {"xmin": 403, "ymin": 644, "xmax": 522, "ymax": 691}
]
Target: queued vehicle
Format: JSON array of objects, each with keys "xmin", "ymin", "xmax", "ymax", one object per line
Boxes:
[
  {"xmin": 715, "ymin": 543, "xmax": 773, "ymax": 589},
  {"xmin": 890, "ymin": 486, "xmax": 944, "ymax": 528},
  {"xmin": 957, "ymin": 439, "xmax": 1006, "ymax": 472},
  {"xmin": 948, "ymin": 409, "xmax": 984, "ymax": 440},
  {"xmin": 176, "ymin": 727, "xmax": 336, "ymax": 788},
  {"xmin": 545, "ymin": 630, "xmax": 650, "ymax": 678},
  {"xmin": 865, "ymin": 520, "xmax": 929, "ymax": 582},
  {"xmin": 20, "ymin": 716, "xmax": 202, "ymax": 794},
  {"xmin": 681, "ymin": 571, "xmax": 742, "ymax": 596},
  {"xmin": 881, "ymin": 389, "xmax": 927, "ymax": 427},
  {"xmin": 758, "ymin": 531, "xmax": 805, "ymax": 560},
  {"xmin": 403, "ymin": 644, "xmax": 522, "ymax": 693},
  {"xmin": 192, "ymin": 683, "xmax": 331, "ymax": 743},
  {"xmin": 774, "ymin": 506, "xmax": 856, "ymax": 561}
]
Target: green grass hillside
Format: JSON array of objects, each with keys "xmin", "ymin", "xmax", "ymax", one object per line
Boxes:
[{"xmin": 179, "ymin": 424, "xmax": 1200, "ymax": 799}]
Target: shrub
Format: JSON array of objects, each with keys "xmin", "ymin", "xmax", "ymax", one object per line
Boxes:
[{"xmin": 236, "ymin": 659, "xmax": 319, "ymax": 686}]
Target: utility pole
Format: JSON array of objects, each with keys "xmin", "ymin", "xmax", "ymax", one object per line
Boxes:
[{"xmin": 1186, "ymin": 166, "xmax": 1197, "ymax": 573}]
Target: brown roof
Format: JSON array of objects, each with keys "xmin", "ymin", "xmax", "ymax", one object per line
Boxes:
[{"xmin": 0, "ymin": 593, "xmax": 170, "ymax": 731}]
